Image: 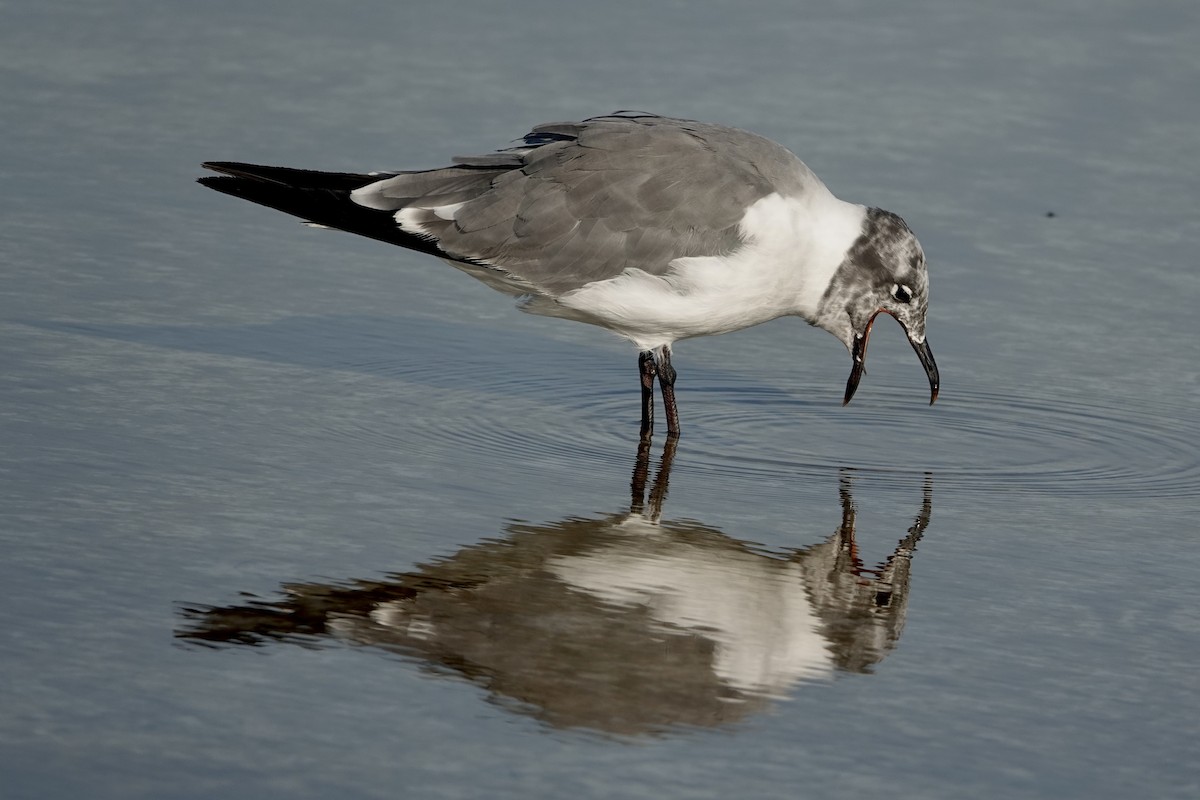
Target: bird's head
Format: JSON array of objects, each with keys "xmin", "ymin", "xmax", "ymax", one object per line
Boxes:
[{"xmin": 815, "ymin": 208, "xmax": 939, "ymax": 406}]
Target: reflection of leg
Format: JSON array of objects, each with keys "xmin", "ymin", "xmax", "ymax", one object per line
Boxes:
[
  {"xmin": 630, "ymin": 433, "xmax": 677, "ymax": 520},
  {"xmin": 655, "ymin": 345, "xmax": 680, "ymax": 437},
  {"xmin": 638, "ymin": 350, "xmax": 657, "ymax": 437},
  {"xmin": 837, "ymin": 470, "xmax": 862, "ymax": 573},
  {"xmin": 645, "ymin": 435, "xmax": 678, "ymax": 521},
  {"xmin": 630, "ymin": 431, "xmax": 653, "ymax": 515}
]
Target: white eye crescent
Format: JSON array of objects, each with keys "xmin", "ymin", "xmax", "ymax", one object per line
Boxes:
[{"xmin": 892, "ymin": 284, "xmax": 913, "ymax": 303}]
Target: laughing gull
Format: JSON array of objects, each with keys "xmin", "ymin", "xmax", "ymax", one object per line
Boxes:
[{"xmin": 199, "ymin": 112, "xmax": 939, "ymax": 436}]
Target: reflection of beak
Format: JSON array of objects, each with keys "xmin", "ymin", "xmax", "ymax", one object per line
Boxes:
[{"xmin": 843, "ymin": 311, "xmax": 940, "ymax": 406}]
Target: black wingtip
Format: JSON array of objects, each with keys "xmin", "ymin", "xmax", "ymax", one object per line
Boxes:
[
  {"xmin": 200, "ymin": 161, "xmax": 271, "ymax": 181},
  {"xmin": 198, "ymin": 162, "xmax": 384, "ymax": 190},
  {"xmin": 195, "ymin": 166, "xmax": 455, "ymax": 259}
]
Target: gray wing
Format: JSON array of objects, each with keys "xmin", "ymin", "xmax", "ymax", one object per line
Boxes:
[{"xmin": 352, "ymin": 113, "xmax": 817, "ymax": 295}]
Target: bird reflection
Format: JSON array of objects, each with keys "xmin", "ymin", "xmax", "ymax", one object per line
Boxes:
[{"xmin": 178, "ymin": 443, "xmax": 933, "ymax": 735}]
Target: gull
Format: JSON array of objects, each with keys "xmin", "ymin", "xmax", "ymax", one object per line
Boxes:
[{"xmin": 199, "ymin": 111, "xmax": 939, "ymax": 437}]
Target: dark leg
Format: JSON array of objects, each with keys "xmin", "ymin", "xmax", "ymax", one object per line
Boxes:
[
  {"xmin": 655, "ymin": 345, "xmax": 680, "ymax": 437},
  {"xmin": 638, "ymin": 350, "xmax": 657, "ymax": 437}
]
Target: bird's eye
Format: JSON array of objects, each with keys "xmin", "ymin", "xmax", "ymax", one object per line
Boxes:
[{"xmin": 892, "ymin": 283, "xmax": 913, "ymax": 304}]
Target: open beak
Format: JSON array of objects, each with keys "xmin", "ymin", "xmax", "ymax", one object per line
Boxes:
[{"xmin": 843, "ymin": 311, "xmax": 940, "ymax": 406}]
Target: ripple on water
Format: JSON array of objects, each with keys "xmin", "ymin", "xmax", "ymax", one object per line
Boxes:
[
  {"xmin": 324, "ymin": 353, "xmax": 639, "ymax": 476},
  {"xmin": 322, "ymin": 353, "xmax": 1200, "ymax": 502},
  {"xmin": 681, "ymin": 380, "xmax": 1200, "ymax": 501}
]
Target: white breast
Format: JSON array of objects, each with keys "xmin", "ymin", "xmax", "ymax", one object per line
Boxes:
[{"xmin": 555, "ymin": 191, "xmax": 866, "ymax": 351}]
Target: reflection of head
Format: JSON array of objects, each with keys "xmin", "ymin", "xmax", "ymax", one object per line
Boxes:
[
  {"xmin": 179, "ymin": 449, "xmax": 932, "ymax": 736},
  {"xmin": 793, "ymin": 475, "xmax": 931, "ymax": 674}
]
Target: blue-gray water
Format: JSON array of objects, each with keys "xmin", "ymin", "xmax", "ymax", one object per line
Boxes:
[{"xmin": 2, "ymin": 1, "xmax": 1198, "ymax": 798}]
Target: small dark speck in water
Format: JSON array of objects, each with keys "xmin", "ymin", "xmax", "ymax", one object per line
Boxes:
[{"xmin": 1045, "ymin": 211, "xmax": 1057, "ymax": 218}]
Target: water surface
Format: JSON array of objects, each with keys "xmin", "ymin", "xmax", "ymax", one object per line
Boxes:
[{"xmin": 2, "ymin": 1, "xmax": 1198, "ymax": 798}]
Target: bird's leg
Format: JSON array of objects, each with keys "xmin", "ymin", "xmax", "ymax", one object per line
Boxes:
[
  {"xmin": 638, "ymin": 350, "xmax": 657, "ymax": 437},
  {"xmin": 654, "ymin": 345, "xmax": 680, "ymax": 437}
]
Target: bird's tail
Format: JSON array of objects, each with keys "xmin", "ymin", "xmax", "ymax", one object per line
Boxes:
[{"xmin": 198, "ymin": 162, "xmax": 445, "ymax": 256}]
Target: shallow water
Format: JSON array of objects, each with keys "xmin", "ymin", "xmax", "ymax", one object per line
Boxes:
[{"xmin": 2, "ymin": 1, "xmax": 1199, "ymax": 798}]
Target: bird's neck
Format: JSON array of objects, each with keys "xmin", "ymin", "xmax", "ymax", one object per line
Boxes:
[{"xmin": 733, "ymin": 191, "xmax": 868, "ymax": 321}]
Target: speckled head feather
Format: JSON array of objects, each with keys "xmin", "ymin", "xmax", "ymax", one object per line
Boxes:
[
  {"xmin": 814, "ymin": 208, "xmax": 937, "ymax": 404},
  {"xmin": 815, "ymin": 208, "xmax": 929, "ymax": 345}
]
